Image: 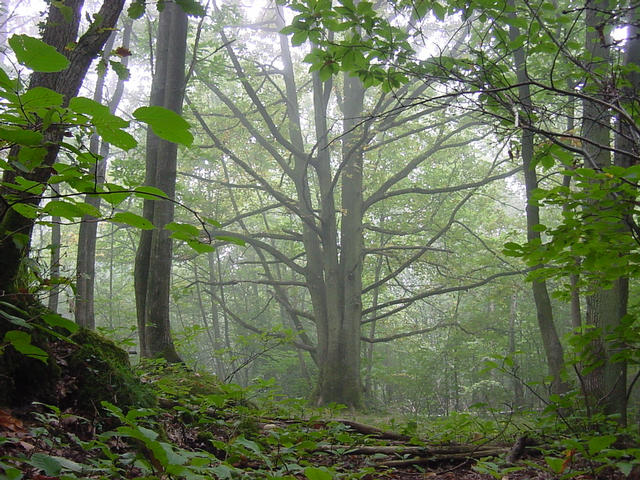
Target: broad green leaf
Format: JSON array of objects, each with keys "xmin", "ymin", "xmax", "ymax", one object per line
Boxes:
[
  {"xmin": 0, "ymin": 66, "xmax": 16, "ymax": 90},
  {"xmin": 9, "ymin": 35, "xmax": 69, "ymax": 73},
  {"xmin": 4, "ymin": 330, "xmax": 48, "ymax": 363},
  {"xmin": 110, "ymin": 212, "xmax": 154, "ymax": 230},
  {"xmin": 11, "ymin": 203, "xmax": 39, "ymax": 220},
  {"xmin": 186, "ymin": 239, "xmax": 215, "ymax": 253},
  {"xmin": 29, "ymin": 453, "xmax": 62, "ymax": 476},
  {"xmin": 41, "ymin": 312, "xmax": 79, "ymax": 334},
  {"xmin": 175, "ymin": 0, "xmax": 207, "ymax": 16},
  {"xmin": 102, "ymin": 184, "xmax": 131, "ymax": 206},
  {"xmin": 166, "ymin": 222, "xmax": 199, "ymax": 237},
  {"xmin": 51, "ymin": 1, "xmax": 73, "ymax": 22},
  {"xmin": 0, "ymin": 127, "xmax": 43, "ymax": 146},
  {"xmin": 18, "ymin": 147, "xmax": 47, "ymax": 171},
  {"xmin": 215, "ymin": 235, "xmax": 245, "ymax": 246},
  {"xmin": 0, "ymin": 307, "xmax": 31, "ymax": 328},
  {"xmin": 544, "ymin": 456, "xmax": 564, "ymax": 474},
  {"xmin": 588, "ymin": 435, "xmax": 616, "ymax": 455},
  {"xmin": 96, "ymin": 124, "xmax": 137, "ymax": 150},
  {"xmin": 304, "ymin": 466, "xmax": 333, "ymax": 480},
  {"xmin": 43, "ymin": 200, "xmax": 87, "ymax": 221},
  {"xmin": 133, "ymin": 106, "xmax": 193, "ymax": 146},
  {"xmin": 110, "ymin": 60, "xmax": 130, "ymax": 80},
  {"xmin": 134, "ymin": 185, "xmax": 169, "ymax": 199},
  {"xmin": 69, "ymin": 96, "xmax": 109, "ymax": 116},
  {"xmin": 20, "ymin": 87, "xmax": 64, "ymax": 110}
]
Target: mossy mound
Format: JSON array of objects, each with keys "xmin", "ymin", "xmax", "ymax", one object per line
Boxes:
[
  {"xmin": 138, "ymin": 360, "xmax": 222, "ymax": 398},
  {"xmin": 62, "ymin": 329, "xmax": 156, "ymax": 413}
]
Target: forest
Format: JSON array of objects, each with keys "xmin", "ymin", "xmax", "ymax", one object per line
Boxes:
[{"xmin": 0, "ymin": 0, "xmax": 639, "ymax": 478}]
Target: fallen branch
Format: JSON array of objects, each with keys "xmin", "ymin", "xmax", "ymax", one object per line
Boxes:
[{"xmin": 378, "ymin": 447, "xmax": 509, "ymax": 468}]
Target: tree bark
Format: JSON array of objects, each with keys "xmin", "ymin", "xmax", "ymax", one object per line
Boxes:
[
  {"xmin": 507, "ymin": 2, "xmax": 567, "ymax": 395},
  {"xmin": 580, "ymin": 0, "xmax": 629, "ymax": 424},
  {"xmin": 47, "ymin": 218, "xmax": 61, "ymax": 313},
  {"xmin": 134, "ymin": 2, "xmax": 187, "ymax": 362}
]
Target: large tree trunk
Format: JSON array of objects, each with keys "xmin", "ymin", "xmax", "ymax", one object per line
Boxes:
[
  {"xmin": 134, "ymin": 2, "xmax": 187, "ymax": 362},
  {"xmin": 580, "ymin": 0, "xmax": 629, "ymax": 424},
  {"xmin": 0, "ymin": 0, "xmax": 125, "ymax": 294}
]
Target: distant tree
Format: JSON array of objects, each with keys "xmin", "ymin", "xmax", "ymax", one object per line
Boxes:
[{"xmin": 76, "ymin": 21, "xmax": 132, "ymax": 329}]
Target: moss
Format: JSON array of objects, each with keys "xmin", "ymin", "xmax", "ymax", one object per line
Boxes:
[
  {"xmin": 63, "ymin": 329, "xmax": 156, "ymax": 413},
  {"xmin": 139, "ymin": 361, "xmax": 222, "ymax": 398}
]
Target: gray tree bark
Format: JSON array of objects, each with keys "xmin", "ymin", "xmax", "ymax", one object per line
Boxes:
[
  {"xmin": 507, "ymin": 3, "xmax": 568, "ymax": 396},
  {"xmin": 580, "ymin": 0, "xmax": 630, "ymax": 424},
  {"xmin": 134, "ymin": 2, "xmax": 187, "ymax": 362}
]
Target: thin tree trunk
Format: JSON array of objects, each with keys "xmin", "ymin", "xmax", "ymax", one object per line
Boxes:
[
  {"xmin": 75, "ymin": 21, "xmax": 131, "ymax": 329},
  {"xmin": 47, "ymin": 217, "xmax": 61, "ymax": 313},
  {"xmin": 507, "ymin": 3, "xmax": 567, "ymax": 395}
]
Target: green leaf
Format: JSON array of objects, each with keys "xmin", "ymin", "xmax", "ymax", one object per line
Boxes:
[
  {"xmin": 166, "ymin": 222, "xmax": 199, "ymax": 237},
  {"xmin": 175, "ymin": 0, "xmax": 206, "ymax": 16},
  {"xmin": 9, "ymin": 35, "xmax": 70, "ymax": 73},
  {"xmin": 51, "ymin": 1, "xmax": 73, "ymax": 22},
  {"xmin": 43, "ymin": 200, "xmax": 92, "ymax": 221},
  {"xmin": 41, "ymin": 312, "xmax": 79, "ymax": 334},
  {"xmin": 96, "ymin": 123, "xmax": 137, "ymax": 150},
  {"xmin": 110, "ymin": 60, "xmax": 130, "ymax": 80},
  {"xmin": 128, "ymin": 0, "xmax": 146, "ymax": 18},
  {"xmin": 617, "ymin": 462, "xmax": 634, "ymax": 476},
  {"xmin": 101, "ymin": 184, "xmax": 131, "ymax": 206},
  {"xmin": 110, "ymin": 212, "xmax": 154, "ymax": 230},
  {"xmin": 292, "ymin": 29, "xmax": 309, "ymax": 45},
  {"xmin": 0, "ymin": 65, "xmax": 16, "ymax": 90},
  {"xmin": 69, "ymin": 96, "xmax": 109, "ymax": 116},
  {"xmin": 11, "ymin": 203, "xmax": 39, "ymax": 220},
  {"xmin": 4, "ymin": 330, "xmax": 48, "ymax": 363},
  {"xmin": 544, "ymin": 456, "xmax": 564, "ymax": 474},
  {"xmin": 588, "ymin": 435, "xmax": 616, "ymax": 455},
  {"xmin": 21, "ymin": 87, "xmax": 64, "ymax": 110},
  {"xmin": 186, "ymin": 239, "xmax": 214, "ymax": 253},
  {"xmin": 0, "ymin": 127, "xmax": 43, "ymax": 146},
  {"xmin": 29, "ymin": 453, "xmax": 62, "ymax": 476},
  {"xmin": 18, "ymin": 147, "xmax": 47, "ymax": 171},
  {"xmin": 133, "ymin": 106, "xmax": 193, "ymax": 146},
  {"xmin": 215, "ymin": 235, "xmax": 245, "ymax": 246},
  {"xmin": 304, "ymin": 466, "xmax": 333, "ymax": 480},
  {"xmin": 134, "ymin": 185, "xmax": 169, "ymax": 200}
]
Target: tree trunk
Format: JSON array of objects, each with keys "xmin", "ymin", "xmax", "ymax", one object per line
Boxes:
[
  {"xmin": 134, "ymin": 2, "xmax": 187, "ymax": 362},
  {"xmin": 580, "ymin": 0, "xmax": 628, "ymax": 424},
  {"xmin": 47, "ymin": 218, "xmax": 61, "ymax": 313},
  {"xmin": 75, "ymin": 21, "xmax": 131, "ymax": 329},
  {"xmin": 507, "ymin": 3, "xmax": 567, "ymax": 395}
]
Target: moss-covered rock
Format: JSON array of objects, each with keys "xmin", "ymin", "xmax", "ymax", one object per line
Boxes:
[{"xmin": 63, "ymin": 329, "xmax": 156, "ymax": 413}]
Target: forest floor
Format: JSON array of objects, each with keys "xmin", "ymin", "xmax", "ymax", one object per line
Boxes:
[
  {"xmin": 0, "ymin": 339, "xmax": 629, "ymax": 479},
  {"xmin": 1, "ymin": 396, "xmax": 626, "ymax": 479}
]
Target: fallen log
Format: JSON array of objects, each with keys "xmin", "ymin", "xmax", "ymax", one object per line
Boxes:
[{"xmin": 378, "ymin": 447, "xmax": 509, "ymax": 468}]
